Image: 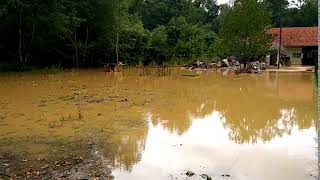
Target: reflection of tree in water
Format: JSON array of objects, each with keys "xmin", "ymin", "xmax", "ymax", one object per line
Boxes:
[
  {"xmin": 85, "ymin": 71, "xmax": 316, "ymax": 170},
  {"xmin": 149, "ymin": 100, "xmax": 217, "ymax": 135},
  {"xmin": 223, "ymin": 108, "xmax": 295, "ymax": 144},
  {"xmin": 215, "ymin": 74, "xmax": 317, "ymax": 143},
  {"xmin": 294, "ymin": 102, "xmax": 318, "ymax": 129},
  {"xmin": 146, "ymin": 71, "xmax": 316, "ymax": 144},
  {"xmin": 143, "ymin": 72, "xmax": 221, "ymax": 135},
  {"xmin": 149, "ymin": 90, "xmax": 218, "ymax": 135},
  {"xmin": 89, "ymin": 114, "xmax": 149, "ymax": 172}
]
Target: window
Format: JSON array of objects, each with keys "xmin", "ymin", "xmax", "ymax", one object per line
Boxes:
[
  {"xmin": 306, "ymin": 52, "xmax": 313, "ymax": 58},
  {"xmin": 292, "ymin": 53, "xmax": 301, "ymax": 58}
]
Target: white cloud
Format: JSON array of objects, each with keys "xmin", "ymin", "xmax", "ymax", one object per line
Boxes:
[{"xmin": 217, "ymin": 0, "xmax": 231, "ymax": 5}]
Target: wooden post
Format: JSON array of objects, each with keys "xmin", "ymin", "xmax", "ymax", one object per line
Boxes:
[
  {"xmin": 317, "ymin": 2, "xmax": 320, "ymax": 169},
  {"xmin": 277, "ymin": 22, "xmax": 282, "ymax": 69}
]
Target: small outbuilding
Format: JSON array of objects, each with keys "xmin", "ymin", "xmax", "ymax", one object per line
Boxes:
[{"xmin": 266, "ymin": 27, "xmax": 318, "ymax": 66}]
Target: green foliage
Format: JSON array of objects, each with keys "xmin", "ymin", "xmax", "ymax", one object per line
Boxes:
[
  {"xmin": 0, "ymin": 0, "xmax": 115, "ymax": 68},
  {"xmin": 283, "ymin": 0, "xmax": 317, "ymax": 27},
  {"xmin": 149, "ymin": 26, "xmax": 168, "ymax": 55},
  {"xmin": 119, "ymin": 14, "xmax": 149, "ymax": 65},
  {"xmin": 134, "ymin": 0, "xmax": 178, "ymax": 30},
  {"xmin": 263, "ymin": 0, "xmax": 289, "ymax": 26},
  {"xmin": 172, "ymin": 18, "xmax": 207, "ymax": 56},
  {"xmin": 263, "ymin": 0, "xmax": 318, "ymax": 27},
  {"xmin": 0, "ymin": 0, "xmax": 317, "ymax": 70},
  {"xmin": 215, "ymin": 0, "xmax": 273, "ymax": 62}
]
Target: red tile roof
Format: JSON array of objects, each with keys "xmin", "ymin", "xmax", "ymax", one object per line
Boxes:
[{"xmin": 268, "ymin": 27, "xmax": 318, "ymax": 47}]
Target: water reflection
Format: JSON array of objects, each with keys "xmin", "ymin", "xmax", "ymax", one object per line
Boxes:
[
  {"xmin": 114, "ymin": 110, "xmax": 316, "ymax": 180},
  {"xmin": 112, "ymin": 71, "xmax": 316, "ymax": 179},
  {"xmin": 0, "ymin": 70, "xmax": 317, "ymax": 179},
  {"xmin": 149, "ymin": 72, "xmax": 316, "ymax": 144}
]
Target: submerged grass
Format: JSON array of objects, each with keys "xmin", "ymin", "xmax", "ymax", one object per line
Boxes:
[
  {"xmin": 39, "ymin": 65, "xmax": 64, "ymax": 74},
  {"xmin": 0, "ymin": 64, "xmax": 64, "ymax": 73}
]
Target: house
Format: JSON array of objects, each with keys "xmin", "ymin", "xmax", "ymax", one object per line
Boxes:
[{"xmin": 266, "ymin": 27, "xmax": 318, "ymax": 66}]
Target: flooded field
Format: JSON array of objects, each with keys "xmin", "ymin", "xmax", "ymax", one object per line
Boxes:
[{"xmin": 0, "ymin": 68, "xmax": 317, "ymax": 180}]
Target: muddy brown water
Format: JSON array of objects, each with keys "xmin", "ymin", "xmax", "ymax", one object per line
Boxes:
[{"xmin": 0, "ymin": 68, "xmax": 317, "ymax": 180}]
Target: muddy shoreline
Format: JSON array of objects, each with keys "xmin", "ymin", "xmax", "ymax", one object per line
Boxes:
[{"xmin": 0, "ymin": 137, "xmax": 113, "ymax": 179}]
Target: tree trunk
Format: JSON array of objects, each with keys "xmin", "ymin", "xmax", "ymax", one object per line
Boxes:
[
  {"xmin": 18, "ymin": 9, "xmax": 36, "ymax": 71},
  {"xmin": 277, "ymin": 22, "xmax": 282, "ymax": 69},
  {"xmin": 24, "ymin": 23, "xmax": 35, "ymax": 64},
  {"xmin": 115, "ymin": 0, "xmax": 119, "ymax": 64},
  {"xmin": 83, "ymin": 24, "xmax": 89, "ymax": 63},
  {"xmin": 116, "ymin": 32, "xmax": 119, "ymax": 64},
  {"xmin": 74, "ymin": 33, "xmax": 78, "ymax": 69},
  {"xmin": 18, "ymin": 10, "xmax": 23, "ymax": 70}
]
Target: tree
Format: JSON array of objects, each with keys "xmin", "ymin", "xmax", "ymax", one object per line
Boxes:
[
  {"xmin": 2, "ymin": 0, "xmax": 316, "ymax": 70},
  {"xmin": 139, "ymin": 0, "xmax": 177, "ymax": 30},
  {"xmin": 0, "ymin": 0, "xmax": 115, "ymax": 69},
  {"xmin": 148, "ymin": 26, "xmax": 168, "ymax": 64},
  {"xmin": 263, "ymin": 0, "xmax": 289, "ymax": 27},
  {"xmin": 282, "ymin": 0, "xmax": 317, "ymax": 27},
  {"xmin": 119, "ymin": 14, "xmax": 149, "ymax": 65},
  {"xmin": 0, "ymin": 0, "xmax": 38, "ymax": 69},
  {"xmin": 195, "ymin": 0, "xmax": 219, "ymax": 20},
  {"xmin": 263, "ymin": 0, "xmax": 318, "ymax": 27},
  {"xmin": 213, "ymin": 3, "xmax": 231, "ymax": 32},
  {"xmin": 214, "ymin": 0, "xmax": 273, "ymax": 65}
]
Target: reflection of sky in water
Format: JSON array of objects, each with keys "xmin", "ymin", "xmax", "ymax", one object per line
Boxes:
[
  {"xmin": 0, "ymin": 70, "xmax": 316, "ymax": 179},
  {"xmin": 113, "ymin": 110, "xmax": 317, "ymax": 180}
]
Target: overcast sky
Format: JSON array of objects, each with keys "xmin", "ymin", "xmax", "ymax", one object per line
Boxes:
[
  {"xmin": 217, "ymin": 0, "xmax": 230, "ymax": 5},
  {"xmin": 216, "ymin": 0, "xmax": 301, "ymax": 7}
]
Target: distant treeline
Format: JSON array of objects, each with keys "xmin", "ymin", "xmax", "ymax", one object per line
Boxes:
[{"xmin": 0, "ymin": 0, "xmax": 317, "ymax": 70}]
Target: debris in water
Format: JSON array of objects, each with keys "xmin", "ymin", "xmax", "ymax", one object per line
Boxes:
[
  {"xmin": 41, "ymin": 164, "xmax": 49, "ymax": 169},
  {"xmin": 186, "ymin": 171, "xmax": 195, "ymax": 177},
  {"xmin": 181, "ymin": 74, "xmax": 200, "ymax": 77},
  {"xmin": 27, "ymin": 168, "xmax": 40, "ymax": 178},
  {"xmin": 221, "ymin": 174, "xmax": 231, "ymax": 177},
  {"xmin": 201, "ymin": 174, "xmax": 211, "ymax": 179},
  {"xmin": 76, "ymin": 178, "xmax": 89, "ymax": 180}
]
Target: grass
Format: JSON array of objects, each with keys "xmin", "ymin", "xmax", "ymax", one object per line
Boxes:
[
  {"xmin": 39, "ymin": 65, "xmax": 63, "ymax": 74},
  {"xmin": 0, "ymin": 63, "xmax": 63, "ymax": 73},
  {"xmin": 0, "ymin": 63, "xmax": 23, "ymax": 72}
]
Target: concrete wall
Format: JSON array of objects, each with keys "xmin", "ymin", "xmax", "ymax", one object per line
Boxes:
[
  {"xmin": 266, "ymin": 46, "xmax": 303, "ymax": 65},
  {"xmin": 266, "ymin": 55, "xmax": 270, "ymax": 65},
  {"xmin": 283, "ymin": 46, "xmax": 303, "ymax": 65}
]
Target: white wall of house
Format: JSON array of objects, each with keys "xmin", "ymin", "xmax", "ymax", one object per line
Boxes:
[
  {"xmin": 266, "ymin": 46, "xmax": 303, "ymax": 65},
  {"xmin": 282, "ymin": 46, "xmax": 303, "ymax": 65},
  {"xmin": 266, "ymin": 55, "xmax": 270, "ymax": 65}
]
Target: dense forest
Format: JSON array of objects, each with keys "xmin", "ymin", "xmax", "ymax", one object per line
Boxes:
[{"xmin": 0, "ymin": 0, "xmax": 317, "ymax": 70}]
